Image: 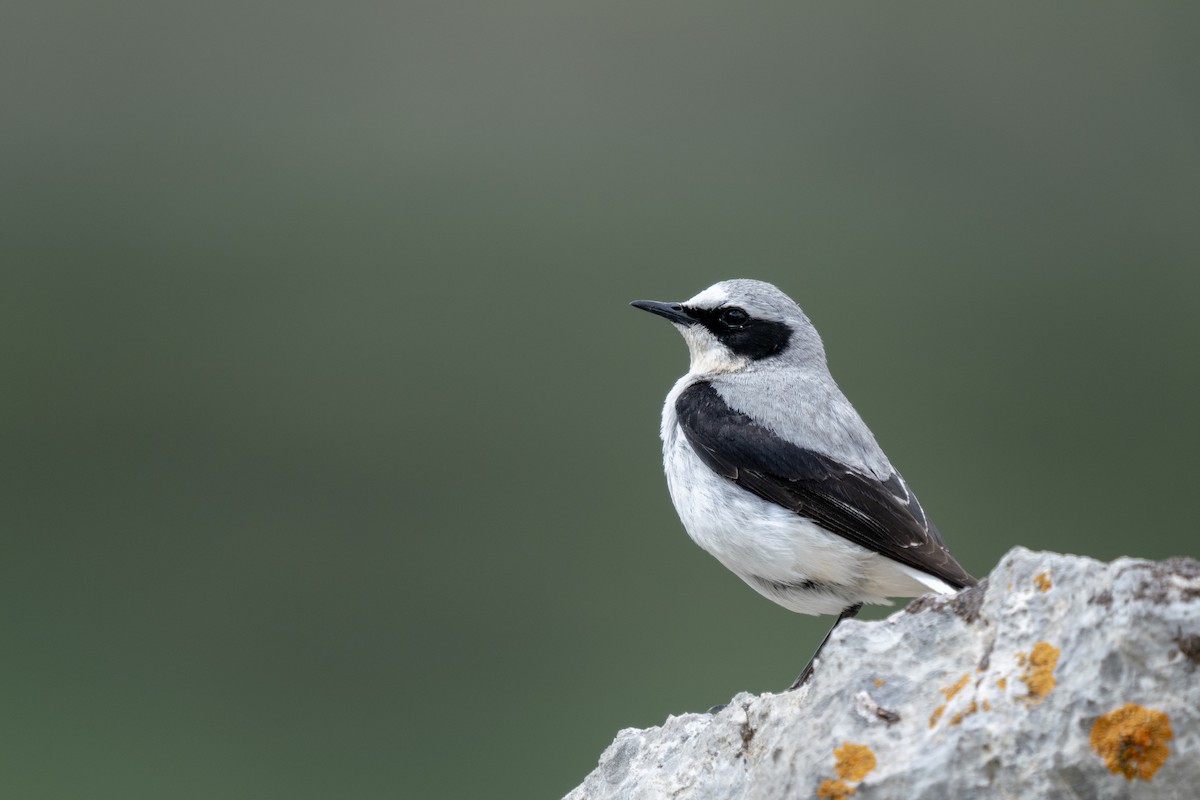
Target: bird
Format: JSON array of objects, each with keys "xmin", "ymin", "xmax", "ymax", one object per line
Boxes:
[{"xmin": 631, "ymin": 279, "xmax": 976, "ymax": 690}]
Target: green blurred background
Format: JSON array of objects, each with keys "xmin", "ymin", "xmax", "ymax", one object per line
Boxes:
[{"xmin": 4, "ymin": 2, "xmax": 1199, "ymax": 798}]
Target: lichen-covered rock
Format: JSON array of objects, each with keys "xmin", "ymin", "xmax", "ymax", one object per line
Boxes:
[{"xmin": 566, "ymin": 548, "xmax": 1199, "ymax": 800}]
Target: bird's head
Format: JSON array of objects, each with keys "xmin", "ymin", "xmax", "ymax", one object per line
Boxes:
[{"xmin": 631, "ymin": 279, "xmax": 827, "ymax": 375}]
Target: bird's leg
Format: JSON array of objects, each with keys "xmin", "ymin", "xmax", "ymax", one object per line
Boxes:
[{"xmin": 786, "ymin": 602, "xmax": 863, "ymax": 691}]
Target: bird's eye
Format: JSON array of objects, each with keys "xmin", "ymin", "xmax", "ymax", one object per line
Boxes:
[{"xmin": 719, "ymin": 307, "xmax": 749, "ymax": 327}]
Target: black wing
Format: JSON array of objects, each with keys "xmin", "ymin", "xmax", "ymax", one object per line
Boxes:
[{"xmin": 675, "ymin": 381, "xmax": 976, "ymax": 589}]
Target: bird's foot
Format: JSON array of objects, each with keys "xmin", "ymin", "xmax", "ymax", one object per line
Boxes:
[{"xmin": 785, "ymin": 662, "xmax": 815, "ymax": 692}]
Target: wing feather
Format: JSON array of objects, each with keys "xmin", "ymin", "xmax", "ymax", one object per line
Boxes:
[{"xmin": 676, "ymin": 381, "xmax": 976, "ymax": 589}]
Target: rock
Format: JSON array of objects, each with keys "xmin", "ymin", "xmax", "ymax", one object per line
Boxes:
[{"xmin": 566, "ymin": 548, "xmax": 1199, "ymax": 799}]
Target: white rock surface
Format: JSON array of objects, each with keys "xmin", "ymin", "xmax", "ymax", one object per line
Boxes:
[{"xmin": 567, "ymin": 548, "xmax": 1199, "ymax": 799}]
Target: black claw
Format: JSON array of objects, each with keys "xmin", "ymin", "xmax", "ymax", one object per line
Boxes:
[{"xmin": 786, "ymin": 664, "xmax": 815, "ymax": 692}]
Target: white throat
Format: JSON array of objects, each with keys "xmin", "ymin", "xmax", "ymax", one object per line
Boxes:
[{"xmin": 679, "ymin": 324, "xmax": 750, "ymax": 375}]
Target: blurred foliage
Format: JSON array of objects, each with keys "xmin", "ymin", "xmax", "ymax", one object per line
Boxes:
[{"xmin": 3, "ymin": 2, "xmax": 1199, "ymax": 798}]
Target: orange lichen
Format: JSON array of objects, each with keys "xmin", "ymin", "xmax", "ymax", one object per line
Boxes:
[
  {"xmin": 943, "ymin": 673, "xmax": 970, "ymax": 701},
  {"xmin": 929, "ymin": 673, "xmax": 971, "ymax": 727},
  {"xmin": 996, "ymin": 677, "xmax": 1007, "ymax": 689},
  {"xmin": 926, "ymin": 671, "xmax": 974, "ymax": 729},
  {"xmin": 981, "ymin": 699, "xmax": 992, "ymax": 712},
  {"xmin": 1090, "ymin": 704, "xmax": 1173, "ymax": 781},
  {"xmin": 873, "ymin": 677, "xmax": 884, "ymax": 687},
  {"xmin": 833, "ymin": 743, "xmax": 876, "ymax": 782},
  {"xmin": 815, "ymin": 779, "xmax": 853, "ymax": 800},
  {"xmin": 1019, "ymin": 642, "xmax": 1059, "ymax": 704},
  {"xmin": 1033, "ymin": 571, "xmax": 1051, "ymax": 591},
  {"xmin": 948, "ymin": 700, "xmax": 979, "ymax": 725},
  {"xmin": 816, "ymin": 742, "xmax": 876, "ymax": 797}
]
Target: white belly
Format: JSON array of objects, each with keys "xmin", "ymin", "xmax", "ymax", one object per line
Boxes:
[{"xmin": 661, "ymin": 418, "xmax": 938, "ymax": 615}]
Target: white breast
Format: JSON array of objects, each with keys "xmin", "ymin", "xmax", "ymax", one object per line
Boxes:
[{"xmin": 658, "ymin": 378, "xmax": 941, "ymax": 614}]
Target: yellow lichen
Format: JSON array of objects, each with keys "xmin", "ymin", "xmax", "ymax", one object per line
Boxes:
[
  {"xmin": 815, "ymin": 779, "xmax": 853, "ymax": 800},
  {"xmin": 1033, "ymin": 571, "xmax": 1051, "ymax": 591},
  {"xmin": 948, "ymin": 700, "xmax": 979, "ymax": 725},
  {"xmin": 981, "ymin": 699, "xmax": 992, "ymax": 712},
  {"xmin": 929, "ymin": 673, "xmax": 971, "ymax": 728},
  {"xmin": 816, "ymin": 742, "xmax": 877, "ymax": 797},
  {"xmin": 943, "ymin": 673, "xmax": 970, "ymax": 701},
  {"xmin": 1019, "ymin": 642, "xmax": 1059, "ymax": 704},
  {"xmin": 833, "ymin": 743, "xmax": 876, "ymax": 782},
  {"xmin": 1090, "ymin": 704, "xmax": 1173, "ymax": 781},
  {"xmin": 873, "ymin": 677, "xmax": 884, "ymax": 687}
]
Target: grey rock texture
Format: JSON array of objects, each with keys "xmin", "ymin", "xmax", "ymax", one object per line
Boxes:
[{"xmin": 567, "ymin": 548, "xmax": 1199, "ymax": 799}]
